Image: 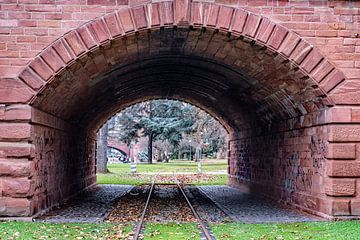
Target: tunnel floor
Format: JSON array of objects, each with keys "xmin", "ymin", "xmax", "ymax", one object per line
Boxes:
[{"xmin": 35, "ymin": 185, "xmax": 321, "ymax": 224}]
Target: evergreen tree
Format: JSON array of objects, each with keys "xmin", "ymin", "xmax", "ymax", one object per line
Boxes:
[{"xmin": 112, "ymin": 100, "xmax": 196, "ymax": 163}]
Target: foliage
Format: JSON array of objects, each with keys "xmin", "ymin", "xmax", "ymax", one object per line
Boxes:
[
  {"xmin": 109, "ymin": 100, "xmax": 197, "ymax": 163},
  {"xmin": 108, "ymin": 100, "xmax": 227, "ymax": 163}
]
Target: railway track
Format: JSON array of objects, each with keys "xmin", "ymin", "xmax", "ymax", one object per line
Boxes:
[{"xmin": 132, "ymin": 176, "xmax": 214, "ymax": 240}]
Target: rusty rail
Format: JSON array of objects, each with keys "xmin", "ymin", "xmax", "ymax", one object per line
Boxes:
[
  {"xmin": 133, "ymin": 178, "xmax": 156, "ymax": 240},
  {"xmin": 175, "ymin": 178, "xmax": 214, "ymax": 240}
]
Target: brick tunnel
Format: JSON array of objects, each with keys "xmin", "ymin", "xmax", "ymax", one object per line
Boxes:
[{"xmin": 0, "ymin": 0, "xmax": 360, "ymax": 219}]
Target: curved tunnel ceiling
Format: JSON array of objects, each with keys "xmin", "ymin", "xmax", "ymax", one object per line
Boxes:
[{"xmin": 31, "ymin": 28, "xmax": 327, "ymax": 133}]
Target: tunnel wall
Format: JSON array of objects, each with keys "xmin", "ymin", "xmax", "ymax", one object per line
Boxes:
[
  {"xmin": 31, "ymin": 122, "xmax": 97, "ymax": 215},
  {"xmin": 229, "ymin": 125, "xmax": 329, "ymax": 216},
  {"xmin": 229, "ymin": 107, "xmax": 360, "ymax": 218},
  {"xmin": 0, "ymin": 106, "xmax": 96, "ymax": 216}
]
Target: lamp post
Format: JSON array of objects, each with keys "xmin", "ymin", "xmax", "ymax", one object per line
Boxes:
[{"xmin": 189, "ymin": 139, "xmax": 192, "ymax": 160}]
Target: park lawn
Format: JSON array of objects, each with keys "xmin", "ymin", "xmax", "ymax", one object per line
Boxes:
[
  {"xmin": 210, "ymin": 221, "xmax": 360, "ymax": 240},
  {"xmin": 143, "ymin": 222, "xmax": 200, "ymax": 240},
  {"xmin": 0, "ymin": 221, "xmax": 132, "ymax": 240},
  {"xmin": 97, "ymin": 159, "xmax": 228, "ymax": 186},
  {"xmin": 1, "ymin": 221, "xmax": 360, "ymax": 239},
  {"xmin": 105, "ymin": 159, "xmax": 227, "ymax": 174}
]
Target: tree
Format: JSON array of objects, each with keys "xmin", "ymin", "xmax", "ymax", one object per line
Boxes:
[
  {"xmin": 97, "ymin": 123, "xmax": 109, "ymax": 173},
  {"xmin": 111, "ymin": 100, "xmax": 196, "ymax": 164}
]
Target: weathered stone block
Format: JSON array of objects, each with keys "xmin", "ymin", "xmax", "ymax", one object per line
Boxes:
[
  {"xmin": 327, "ymin": 161, "xmax": 360, "ymax": 177},
  {"xmin": 325, "ymin": 178, "xmax": 356, "ymax": 196},
  {"xmin": 326, "ymin": 143, "xmax": 356, "ymax": 159},
  {"xmin": 2, "ymin": 177, "xmax": 32, "ymax": 197}
]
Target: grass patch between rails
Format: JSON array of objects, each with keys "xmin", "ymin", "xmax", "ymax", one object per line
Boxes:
[
  {"xmin": 210, "ymin": 221, "xmax": 360, "ymax": 240},
  {"xmin": 97, "ymin": 159, "xmax": 228, "ymax": 186},
  {"xmin": 143, "ymin": 222, "xmax": 200, "ymax": 240},
  {"xmin": 0, "ymin": 221, "xmax": 132, "ymax": 240}
]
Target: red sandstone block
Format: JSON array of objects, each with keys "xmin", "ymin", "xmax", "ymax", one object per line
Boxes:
[
  {"xmin": 230, "ymin": 9, "xmax": 247, "ymax": 35},
  {"xmin": 41, "ymin": 48, "xmax": 65, "ymax": 73},
  {"xmin": 326, "ymin": 143, "xmax": 356, "ymax": 160},
  {"xmin": 0, "ymin": 159, "xmax": 31, "ymax": 177},
  {"xmin": 351, "ymin": 200, "xmax": 360, "ymax": 215},
  {"xmin": 77, "ymin": 25, "xmax": 98, "ymax": 49},
  {"xmin": 0, "ymin": 143, "xmax": 34, "ymax": 158},
  {"xmin": 320, "ymin": 69, "xmax": 345, "ymax": 93},
  {"xmin": 329, "ymin": 125, "xmax": 360, "ymax": 142},
  {"xmin": 52, "ymin": 39, "xmax": 74, "ymax": 64},
  {"xmin": 87, "ymin": 0, "xmax": 116, "ymax": 5},
  {"xmin": 4, "ymin": 197, "xmax": 31, "ymax": 216},
  {"xmin": 174, "ymin": 0, "xmax": 190, "ymax": 24},
  {"xmin": 352, "ymin": 109, "xmax": 360, "ymax": 122},
  {"xmin": 147, "ymin": 3, "xmax": 160, "ymax": 27},
  {"xmin": 217, "ymin": 6, "xmax": 233, "ymax": 30},
  {"xmin": 327, "ymin": 161, "xmax": 360, "ymax": 177},
  {"xmin": 191, "ymin": 2, "xmax": 203, "ymax": 25},
  {"xmin": 342, "ymin": 69, "xmax": 360, "ymax": 80},
  {"xmin": 311, "ymin": 60, "xmax": 334, "ymax": 83},
  {"xmin": 18, "ymin": 67, "xmax": 44, "ymax": 90},
  {"xmin": 159, "ymin": 2, "xmax": 174, "ymax": 25},
  {"xmin": 29, "ymin": 57, "xmax": 53, "ymax": 81},
  {"xmin": 0, "ymin": 123, "xmax": 31, "ymax": 141},
  {"xmin": 267, "ymin": 25, "xmax": 288, "ymax": 50},
  {"xmin": 4, "ymin": 105, "xmax": 31, "ymax": 121},
  {"xmin": 300, "ymin": 48, "xmax": 323, "ymax": 73},
  {"xmin": 64, "ymin": 32, "xmax": 86, "ymax": 56},
  {"xmin": 132, "ymin": 6, "xmax": 148, "ymax": 30},
  {"xmin": 118, "ymin": 8, "xmax": 134, "ymax": 33},
  {"xmin": 91, "ymin": 19, "xmax": 110, "ymax": 43},
  {"xmin": 204, "ymin": 3, "xmax": 219, "ymax": 27},
  {"xmin": 325, "ymin": 178, "xmax": 356, "ymax": 196},
  {"xmin": 255, "ymin": 17, "xmax": 275, "ymax": 43},
  {"xmin": 104, "ymin": 12, "xmax": 123, "ymax": 38},
  {"xmin": 279, "ymin": 32, "xmax": 300, "ymax": 57},
  {"xmin": 330, "ymin": 199, "xmax": 350, "ymax": 216},
  {"xmin": 0, "ymin": 78, "xmax": 34, "ymax": 103},
  {"xmin": 328, "ymin": 107, "xmax": 352, "ymax": 123},
  {"xmin": 290, "ymin": 40, "xmax": 312, "ymax": 65},
  {"xmin": 243, "ymin": 13, "xmax": 260, "ymax": 38},
  {"xmin": 2, "ymin": 178, "xmax": 32, "ymax": 197}
]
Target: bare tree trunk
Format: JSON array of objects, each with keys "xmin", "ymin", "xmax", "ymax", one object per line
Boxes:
[
  {"xmin": 148, "ymin": 133, "xmax": 153, "ymax": 164},
  {"xmin": 97, "ymin": 123, "xmax": 109, "ymax": 173}
]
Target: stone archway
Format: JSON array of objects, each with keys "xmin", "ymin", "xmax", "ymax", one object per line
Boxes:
[{"xmin": 0, "ymin": 0, "xmax": 358, "ymax": 219}]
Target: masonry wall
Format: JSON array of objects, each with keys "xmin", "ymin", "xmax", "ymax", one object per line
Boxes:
[
  {"xmin": 0, "ymin": 0, "xmax": 359, "ymax": 83},
  {"xmin": 229, "ymin": 124, "xmax": 329, "ymax": 216},
  {"xmin": 31, "ymin": 124, "xmax": 96, "ymax": 212}
]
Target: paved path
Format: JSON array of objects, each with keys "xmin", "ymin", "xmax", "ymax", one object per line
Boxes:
[
  {"xmin": 198, "ymin": 186, "xmax": 321, "ymax": 223},
  {"xmin": 35, "ymin": 185, "xmax": 132, "ymax": 223}
]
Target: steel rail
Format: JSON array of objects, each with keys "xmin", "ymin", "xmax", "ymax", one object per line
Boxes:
[
  {"xmin": 175, "ymin": 178, "xmax": 213, "ymax": 240},
  {"xmin": 133, "ymin": 178, "xmax": 156, "ymax": 240}
]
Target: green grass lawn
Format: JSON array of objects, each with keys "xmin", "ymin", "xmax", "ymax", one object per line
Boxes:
[
  {"xmin": 210, "ymin": 221, "xmax": 360, "ymax": 240},
  {"xmin": 0, "ymin": 221, "xmax": 132, "ymax": 240},
  {"xmin": 143, "ymin": 223, "xmax": 200, "ymax": 240},
  {"xmin": 2, "ymin": 221, "xmax": 360, "ymax": 239},
  {"xmin": 97, "ymin": 159, "xmax": 228, "ymax": 186}
]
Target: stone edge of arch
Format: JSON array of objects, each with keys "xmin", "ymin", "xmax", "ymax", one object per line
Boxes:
[{"xmin": 17, "ymin": 0, "xmax": 346, "ymax": 106}]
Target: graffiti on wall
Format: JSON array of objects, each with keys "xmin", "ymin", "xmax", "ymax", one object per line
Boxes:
[{"xmin": 310, "ymin": 136, "xmax": 327, "ymax": 174}]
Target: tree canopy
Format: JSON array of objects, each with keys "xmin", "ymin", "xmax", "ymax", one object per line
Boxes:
[{"xmin": 108, "ymin": 100, "xmax": 227, "ymax": 163}]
